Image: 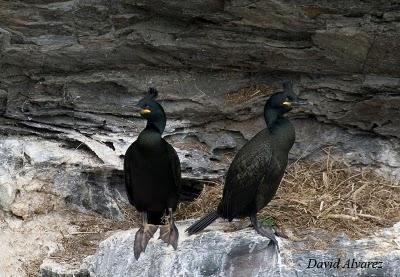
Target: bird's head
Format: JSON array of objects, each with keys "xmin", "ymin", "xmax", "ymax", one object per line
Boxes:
[
  {"xmin": 265, "ymin": 80, "xmax": 305, "ymax": 114},
  {"xmin": 264, "ymin": 80, "xmax": 307, "ymax": 130},
  {"xmin": 136, "ymin": 87, "xmax": 166, "ymax": 133},
  {"xmin": 137, "ymin": 87, "xmax": 164, "ymax": 118}
]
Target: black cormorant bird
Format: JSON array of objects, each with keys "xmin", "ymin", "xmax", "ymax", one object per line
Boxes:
[
  {"xmin": 124, "ymin": 88, "xmax": 181, "ymax": 260},
  {"xmin": 186, "ymin": 81, "xmax": 303, "ymax": 248}
]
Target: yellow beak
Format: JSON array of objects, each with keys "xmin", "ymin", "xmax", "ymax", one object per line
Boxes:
[
  {"xmin": 140, "ymin": 108, "xmax": 151, "ymax": 115},
  {"xmin": 282, "ymin": 101, "xmax": 292, "ymax": 108}
]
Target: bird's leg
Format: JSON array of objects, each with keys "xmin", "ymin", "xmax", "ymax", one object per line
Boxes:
[
  {"xmin": 273, "ymin": 222, "xmax": 289, "ymax": 239},
  {"xmin": 159, "ymin": 208, "xmax": 179, "ymax": 249},
  {"xmin": 250, "ymin": 214, "xmax": 279, "ymax": 251},
  {"xmin": 134, "ymin": 212, "xmax": 158, "ymax": 260}
]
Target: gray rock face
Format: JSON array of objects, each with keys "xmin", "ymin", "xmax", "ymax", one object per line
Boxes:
[
  {"xmin": 1, "ymin": 1, "xmax": 400, "ymax": 276},
  {"xmin": 0, "ymin": 0, "xmax": 399, "ymax": 224},
  {"xmin": 0, "ymin": 171, "xmax": 15, "ymax": 211},
  {"xmin": 40, "ymin": 260, "xmax": 89, "ymax": 277},
  {"xmin": 0, "ymin": 136, "xmax": 206, "ymax": 219},
  {"xmin": 85, "ymin": 221, "xmax": 280, "ymax": 277},
  {"xmin": 0, "ymin": 0, "xmax": 399, "ymax": 179},
  {"xmin": 82, "ymin": 220, "xmax": 400, "ymax": 277}
]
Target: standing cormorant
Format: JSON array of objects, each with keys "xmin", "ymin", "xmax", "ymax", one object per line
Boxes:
[
  {"xmin": 186, "ymin": 81, "xmax": 303, "ymax": 248},
  {"xmin": 124, "ymin": 88, "xmax": 181, "ymax": 260}
]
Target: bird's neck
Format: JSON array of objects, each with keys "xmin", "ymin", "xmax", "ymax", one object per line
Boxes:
[
  {"xmin": 137, "ymin": 125, "xmax": 163, "ymax": 150},
  {"xmin": 146, "ymin": 118, "xmax": 166, "ymax": 134},
  {"xmin": 265, "ymin": 108, "xmax": 279, "ymax": 130},
  {"xmin": 264, "ymin": 109, "xmax": 295, "ymax": 153}
]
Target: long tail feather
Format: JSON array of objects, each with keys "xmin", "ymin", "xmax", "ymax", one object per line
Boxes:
[{"xmin": 186, "ymin": 211, "xmax": 219, "ymax": 235}]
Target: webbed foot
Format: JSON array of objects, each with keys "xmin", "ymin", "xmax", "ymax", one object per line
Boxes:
[
  {"xmin": 134, "ymin": 224, "xmax": 158, "ymax": 260},
  {"xmin": 159, "ymin": 222, "xmax": 179, "ymax": 249},
  {"xmin": 159, "ymin": 208, "xmax": 179, "ymax": 250},
  {"xmin": 255, "ymin": 225, "xmax": 279, "ymax": 247},
  {"xmin": 250, "ymin": 215, "xmax": 279, "ymax": 252}
]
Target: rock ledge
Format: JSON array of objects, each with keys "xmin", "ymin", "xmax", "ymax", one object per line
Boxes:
[{"xmin": 41, "ymin": 221, "xmax": 400, "ymax": 277}]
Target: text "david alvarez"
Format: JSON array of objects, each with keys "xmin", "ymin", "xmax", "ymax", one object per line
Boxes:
[{"xmin": 307, "ymin": 258, "xmax": 383, "ymax": 269}]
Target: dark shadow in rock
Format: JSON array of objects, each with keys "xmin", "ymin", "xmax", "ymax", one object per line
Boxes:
[{"xmin": 179, "ymin": 178, "xmax": 204, "ymax": 202}]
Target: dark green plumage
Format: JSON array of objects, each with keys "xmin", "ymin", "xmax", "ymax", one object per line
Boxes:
[
  {"xmin": 186, "ymin": 81, "xmax": 301, "ymax": 248},
  {"xmin": 124, "ymin": 88, "xmax": 181, "ymax": 260}
]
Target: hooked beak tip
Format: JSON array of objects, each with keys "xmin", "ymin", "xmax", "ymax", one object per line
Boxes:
[{"xmin": 292, "ymin": 100, "xmax": 308, "ymax": 108}]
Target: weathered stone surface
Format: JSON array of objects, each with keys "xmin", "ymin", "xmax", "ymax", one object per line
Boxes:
[
  {"xmin": 0, "ymin": 213, "xmax": 73, "ymax": 277},
  {"xmin": 1, "ymin": 1, "xmax": 400, "ymax": 276},
  {"xmin": 10, "ymin": 191, "xmax": 58, "ymax": 219},
  {"xmin": 40, "ymin": 259, "xmax": 89, "ymax": 277},
  {"xmin": 78, "ymin": 220, "xmax": 400, "ymax": 277},
  {"xmin": 0, "ymin": 0, "xmax": 399, "ymax": 179},
  {"xmin": 0, "ymin": 136, "xmax": 210, "ymax": 219},
  {"xmin": 85, "ymin": 220, "xmax": 280, "ymax": 277},
  {"xmin": 0, "ymin": 172, "xmax": 15, "ymax": 211}
]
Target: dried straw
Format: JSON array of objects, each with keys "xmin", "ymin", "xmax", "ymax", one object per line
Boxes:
[{"xmin": 177, "ymin": 152, "xmax": 400, "ymax": 238}]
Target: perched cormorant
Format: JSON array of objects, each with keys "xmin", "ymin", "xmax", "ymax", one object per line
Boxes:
[
  {"xmin": 124, "ymin": 88, "xmax": 181, "ymax": 260},
  {"xmin": 186, "ymin": 81, "xmax": 303, "ymax": 248}
]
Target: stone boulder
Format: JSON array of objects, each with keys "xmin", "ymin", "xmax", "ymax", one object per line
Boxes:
[{"xmin": 39, "ymin": 220, "xmax": 400, "ymax": 277}]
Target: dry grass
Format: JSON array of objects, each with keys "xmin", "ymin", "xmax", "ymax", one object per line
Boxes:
[
  {"xmin": 176, "ymin": 181, "xmax": 222, "ymax": 220},
  {"xmin": 177, "ymin": 152, "xmax": 400, "ymax": 239},
  {"xmin": 50, "ymin": 204, "xmax": 137, "ymax": 265},
  {"xmin": 264, "ymin": 153, "xmax": 400, "ymax": 238}
]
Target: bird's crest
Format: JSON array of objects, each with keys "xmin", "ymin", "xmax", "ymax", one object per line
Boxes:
[
  {"xmin": 138, "ymin": 87, "xmax": 159, "ymax": 105},
  {"xmin": 281, "ymin": 80, "xmax": 292, "ymax": 92},
  {"xmin": 147, "ymin": 87, "xmax": 158, "ymax": 99},
  {"xmin": 281, "ymin": 80, "xmax": 297, "ymax": 100}
]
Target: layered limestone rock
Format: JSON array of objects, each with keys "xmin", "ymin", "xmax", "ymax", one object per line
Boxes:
[
  {"xmin": 0, "ymin": 0, "xmax": 399, "ymax": 178},
  {"xmin": 0, "ymin": 0, "xmax": 399, "ymax": 276}
]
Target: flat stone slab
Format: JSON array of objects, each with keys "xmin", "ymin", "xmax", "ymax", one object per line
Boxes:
[
  {"xmin": 73, "ymin": 220, "xmax": 400, "ymax": 277},
  {"xmin": 85, "ymin": 220, "xmax": 279, "ymax": 276}
]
